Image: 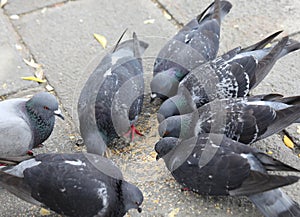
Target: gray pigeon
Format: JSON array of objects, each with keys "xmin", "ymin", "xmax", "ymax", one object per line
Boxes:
[
  {"xmin": 158, "ymin": 32, "xmax": 300, "ymax": 115},
  {"xmin": 0, "ymin": 92, "xmax": 64, "ymax": 157},
  {"xmin": 155, "ymin": 134, "xmax": 300, "ymax": 217},
  {"xmin": 78, "ymin": 31, "xmax": 148, "ymax": 155},
  {"xmin": 150, "ymin": 0, "xmax": 232, "ymax": 101},
  {"xmin": 158, "ymin": 94, "xmax": 300, "ymax": 144},
  {"xmin": 0, "ymin": 152, "xmax": 143, "ymax": 217}
]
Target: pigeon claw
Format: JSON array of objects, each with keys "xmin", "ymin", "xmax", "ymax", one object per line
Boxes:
[
  {"xmin": 123, "ymin": 125, "xmax": 144, "ymax": 141},
  {"xmin": 181, "ymin": 187, "xmax": 190, "ymax": 192}
]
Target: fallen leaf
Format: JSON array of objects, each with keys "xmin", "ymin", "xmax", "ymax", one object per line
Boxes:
[
  {"xmin": 35, "ymin": 67, "xmax": 45, "ymax": 80},
  {"xmin": 283, "ymin": 135, "xmax": 294, "ymax": 149},
  {"xmin": 45, "ymin": 84, "xmax": 54, "ymax": 91},
  {"xmin": 10, "ymin": 14, "xmax": 19, "ymax": 20},
  {"xmin": 143, "ymin": 19, "xmax": 155, "ymax": 24},
  {"xmin": 163, "ymin": 10, "xmax": 172, "ymax": 20},
  {"xmin": 21, "ymin": 76, "xmax": 46, "ymax": 83},
  {"xmin": 15, "ymin": 44, "xmax": 22, "ymax": 50},
  {"xmin": 0, "ymin": 0, "xmax": 7, "ymax": 8},
  {"xmin": 23, "ymin": 58, "xmax": 41, "ymax": 69},
  {"xmin": 267, "ymin": 151, "xmax": 273, "ymax": 155},
  {"xmin": 297, "ymin": 125, "xmax": 300, "ymax": 134},
  {"xmin": 168, "ymin": 208, "xmax": 180, "ymax": 217},
  {"xmin": 39, "ymin": 208, "xmax": 50, "ymax": 216},
  {"xmin": 93, "ymin": 33, "xmax": 107, "ymax": 48}
]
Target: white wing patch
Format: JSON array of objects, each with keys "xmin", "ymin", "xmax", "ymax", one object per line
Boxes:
[
  {"xmin": 64, "ymin": 160, "xmax": 86, "ymax": 167},
  {"xmin": 96, "ymin": 182, "xmax": 109, "ymax": 216},
  {"xmin": 103, "ymin": 69, "xmax": 112, "ymax": 77}
]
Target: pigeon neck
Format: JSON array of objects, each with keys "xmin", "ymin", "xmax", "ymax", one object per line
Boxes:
[{"xmin": 25, "ymin": 101, "xmax": 55, "ymax": 147}]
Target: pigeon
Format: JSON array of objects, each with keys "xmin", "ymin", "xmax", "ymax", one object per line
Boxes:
[
  {"xmin": 150, "ymin": 0, "xmax": 232, "ymax": 101},
  {"xmin": 78, "ymin": 31, "xmax": 148, "ymax": 155},
  {"xmin": 0, "ymin": 152, "xmax": 143, "ymax": 217},
  {"xmin": 0, "ymin": 92, "xmax": 64, "ymax": 157},
  {"xmin": 158, "ymin": 32, "xmax": 300, "ymax": 116},
  {"xmin": 155, "ymin": 134, "xmax": 300, "ymax": 217},
  {"xmin": 158, "ymin": 94, "xmax": 300, "ymax": 144}
]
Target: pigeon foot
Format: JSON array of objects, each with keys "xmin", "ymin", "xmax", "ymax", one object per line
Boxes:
[{"xmin": 123, "ymin": 125, "xmax": 144, "ymax": 141}]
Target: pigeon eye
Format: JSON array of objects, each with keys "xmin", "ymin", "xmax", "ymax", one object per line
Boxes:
[
  {"xmin": 164, "ymin": 131, "xmax": 169, "ymax": 136},
  {"xmin": 43, "ymin": 106, "xmax": 49, "ymax": 110}
]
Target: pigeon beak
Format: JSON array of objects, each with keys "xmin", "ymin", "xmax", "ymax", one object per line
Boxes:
[
  {"xmin": 150, "ymin": 93, "xmax": 156, "ymax": 103},
  {"xmin": 137, "ymin": 207, "xmax": 142, "ymax": 213},
  {"xmin": 156, "ymin": 154, "xmax": 160, "ymax": 161},
  {"xmin": 54, "ymin": 109, "xmax": 64, "ymax": 120}
]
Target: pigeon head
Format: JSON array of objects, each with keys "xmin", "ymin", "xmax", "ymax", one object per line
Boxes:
[
  {"xmin": 157, "ymin": 99, "xmax": 180, "ymax": 123},
  {"xmin": 26, "ymin": 92, "xmax": 64, "ymax": 121},
  {"xmin": 154, "ymin": 137, "xmax": 178, "ymax": 160},
  {"xmin": 122, "ymin": 181, "xmax": 143, "ymax": 213},
  {"xmin": 158, "ymin": 116, "xmax": 182, "ymax": 138},
  {"xmin": 150, "ymin": 68, "xmax": 182, "ymax": 102},
  {"xmin": 157, "ymin": 91, "xmax": 196, "ymax": 122},
  {"xmin": 25, "ymin": 92, "xmax": 64, "ymax": 147}
]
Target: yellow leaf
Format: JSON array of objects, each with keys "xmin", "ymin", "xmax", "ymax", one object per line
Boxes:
[
  {"xmin": 283, "ymin": 135, "xmax": 294, "ymax": 149},
  {"xmin": 144, "ymin": 19, "xmax": 155, "ymax": 24},
  {"xmin": 0, "ymin": 0, "xmax": 7, "ymax": 8},
  {"xmin": 168, "ymin": 208, "xmax": 180, "ymax": 217},
  {"xmin": 39, "ymin": 208, "xmax": 50, "ymax": 216},
  {"xmin": 163, "ymin": 10, "xmax": 172, "ymax": 20},
  {"xmin": 23, "ymin": 58, "xmax": 41, "ymax": 69},
  {"xmin": 93, "ymin": 33, "xmax": 107, "ymax": 48},
  {"xmin": 21, "ymin": 76, "xmax": 46, "ymax": 83},
  {"xmin": 267, "ymin": 151, "xmax": 273, "ymax": 155}
]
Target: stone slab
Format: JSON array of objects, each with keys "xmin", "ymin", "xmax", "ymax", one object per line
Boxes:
[
  {"xmin": 0, "ymin": 10, "xmax": 37, "ymax": 96},
  {"xmin": 3, "ymin": 0, "xmax": 66, "ymax": 15}
]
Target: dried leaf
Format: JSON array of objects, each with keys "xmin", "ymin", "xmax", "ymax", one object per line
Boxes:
[
  {"xmin": 10, "ymin": 14, "xmax": 19, "ymax": 20},
  {"xmin": 15, "ymin": 44, "xmax": 22, "ymax": 50},
  {"xmin": 0, "ymin": 0, "xmax": 7, "ymax": 8},
  {"xmin": 144, "ymin": 19, "xmax": 155, "ymax": 24},
  {"xmin": 297, "ymin": 125, "xmax": 300, "ymax": 134},
  {"xmin": 267, "ymin": 151, "xmax": 273, "ymax": 155},
  {"xmin": 21, "ymin": 76, "xmax": 46, "ymax": 83},
  {"xmin": 168, "ymin": 208, "xmax": 180, "ymax": 217},
  {"xmin": 23, "ymin": 58, "xmax": 41, "ymax": 69},
  {"xmin": 39, "ymin": 208, "xmax": 50, "ymax": 216},
  {"xmin": 163, "ymin": 10, "xmax": 172, "ymax": 20},
  {"xmin": 93, "ymin": 33, "xmax": 107, "ymax": 48},
  {"xmin": 45, "ymin": 84, "xmax": 54, "ymax": 91},
  {"xmin": 283, "ymin": 135, "xmax": 294, "ymax": 149},
  {"xmin": 35, "ymin": 67, "xmax": 45, "ymax": 80}
]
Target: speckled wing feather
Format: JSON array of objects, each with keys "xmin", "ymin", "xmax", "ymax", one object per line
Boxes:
[
  {"xmin": 78, "ymin": 32, "xmax": 148, "ymax": 155},
  {"xmin": 0, "ymin": 153, "xmax": 142, "ymax": 217},
  {"xmin": 157, "ymin": 134, "xmax": 299, "ymax": 197}
]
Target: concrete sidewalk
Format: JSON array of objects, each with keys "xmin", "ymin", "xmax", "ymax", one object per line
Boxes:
[{"xmin": 0, "ymin": 0, "xmax": 300, "ymax": 216}]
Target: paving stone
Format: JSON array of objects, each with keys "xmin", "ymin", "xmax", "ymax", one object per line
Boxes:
[
  {"xmin": 3, "ymin": 0, "xmax": 66, "ymax": 15},
  {"xmin": 0, "ymin": 10, "xmax": 37, "ymax": 96}
]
